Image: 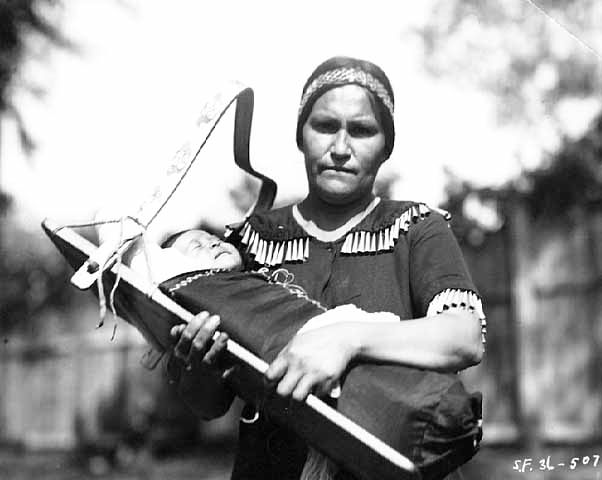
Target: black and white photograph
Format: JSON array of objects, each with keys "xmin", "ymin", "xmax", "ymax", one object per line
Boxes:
[{"xmin": 1, "ymin": 1, "xmax": 601, "ymax": 479}]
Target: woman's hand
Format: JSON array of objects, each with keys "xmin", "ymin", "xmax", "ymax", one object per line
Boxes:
[
  {"xmin": 170, "ymin": 311, "xmax": 230, "ymax": 375},
  {"xmin": 169, "ymin": 312, "xmax": 236, "ymax": 420},
  {"xmin": 265, "ymin": 322, "xmax": 361, "ymax": 402}
]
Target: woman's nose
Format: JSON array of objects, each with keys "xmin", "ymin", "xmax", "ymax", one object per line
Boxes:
[{"xmin": 331, "ymin": 129, "xmax": 351, "ymax": 159}]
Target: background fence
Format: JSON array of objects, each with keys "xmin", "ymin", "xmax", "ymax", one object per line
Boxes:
[{"xmin": 460, "ymin": 199, "xmax": 602, "ymax": 446}]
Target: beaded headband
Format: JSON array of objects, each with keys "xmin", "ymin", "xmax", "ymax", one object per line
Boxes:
[{"xmin": 298, "ymin": 67, "xmax": 395, "ymax": 119}]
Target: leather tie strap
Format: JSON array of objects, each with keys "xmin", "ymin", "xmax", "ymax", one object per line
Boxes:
[{"xmin": 233, "ymin": 88, "xmax": 277, "ymax": 214}]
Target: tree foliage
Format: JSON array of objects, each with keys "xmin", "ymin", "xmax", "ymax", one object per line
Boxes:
[
  {"xmin": 0, "ymin": 220, "xmax": 80, "ymax": 336},
  {"xmin": 419, "ymin": 0, "xmax": 602, "ymax": 228},
  {"xmin": 522, "ymin": 111, "xmax": 602, "ymax": 219},
  {"xmin": 0, "ymin": 0, "xmax": 69, "ymax": 210},
  {"xmin": 442, "ymin": 109, "xmax": 602, "ymax": 237},
  {"xmin": 415, "ymin": 0, "xmax": 602, "ymax": 126},
  {"xmin": 0, "ymin": 0, "xmax": 72, "ymax": 335}
]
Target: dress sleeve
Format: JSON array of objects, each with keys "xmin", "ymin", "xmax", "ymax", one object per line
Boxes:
[{"xmin": 408, "ymin": 210, "xmax": 480, "ymax": 317}]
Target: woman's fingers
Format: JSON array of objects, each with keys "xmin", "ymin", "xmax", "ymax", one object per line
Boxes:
[
  {"xmin": 266, "ymin": 343, "xmax": 344, "ymax": 401},
  {"xmin": 187, "ymin": 314, "xmax": 221, "ymax": 366},
  {"xmin": 276, "ymin": 366, "xmax": 305, "ymax": 397},
  {"xmin": 172, "ymin": 311, "xmax": 221, "ymax": 365},
  {"xmin": 169, "ymin": 324, "xmax": 186, "ymax": 343},
  {"xmin": 291, "ymin": 373, "xmax": 320, "ymax": 401},
  {"xmin": 173, "ymin": 311, "xmax": 208, "ymax": 361},
  {"xmin": 266, "ymin": 353, "xmax": 329, "ymax": 400},
  {"xmin": 315, "ymin": 379, "xmax": 338, "ymax": 398},
  {"xmin": 265, "ymin": 354, "xmax": 288, "ymax": 383},
  {"xmin": 204, "ymin": 332, "xmax": 229, "ymax": 366}
]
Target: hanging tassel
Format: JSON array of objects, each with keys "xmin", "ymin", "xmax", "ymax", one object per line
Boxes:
[
  {"xmin": 266, "ymin": 241, "xmax": 274, "ymax": 266},
  {"xmin": 400, "ymin": 211, "xmax": 411, "ymax": 233},
  {"xmin": 249, "ymin": 231, "xmax": 259, "ymax": 256},
  {"xmin": 392, "ymin": 218, "xmax": 401, "ymax": 240},
  {"xmin": 259, "ymin": 240, "xmax": 268, "ymax": 264},
  {"xmin": 273, "ymin": 241, "xmax": 282, "ymax": 265},
  {"xmin": 349, "ymin": 232, "xmax": 357, "ymax": 253},
  {"xmin": 384, "ymin": 228, "xmax": 391, "ymax": 250},
  {"xmin": 96, "ymin": 273, "xmax": 107, "ymax": 328},
  {"xmin": 358, "ymin": 231, "xmax": 365, "ymax": 252},
  {"xmin": 342, "ymin": 234, "xmax": 353, "ymax": 253},
  {"xmin": 255, "ymin": 239, "xmax": 264, "ymax": 264},
  {"xmin": 241, "ymin": 223, "xmax": 252, "ymax": 244},
  {"xmin": 285, "ymin": 241, "xmax": 293, "ymax": 261}
]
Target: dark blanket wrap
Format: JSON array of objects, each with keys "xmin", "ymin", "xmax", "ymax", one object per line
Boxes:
[{"xmin": 161, "ymin": 270, "xmax": 482, "ymax": 480}]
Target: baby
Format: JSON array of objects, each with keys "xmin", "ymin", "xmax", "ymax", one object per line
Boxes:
[
  {"xmin": 96, "ymin": 224, "xmax": 349, "ymax": 381},
  {"xmin": 128, "ymin": 229, "xmax": 243, "ymax": 284}
]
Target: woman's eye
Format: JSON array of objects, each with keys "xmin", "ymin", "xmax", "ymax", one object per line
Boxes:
[
  {"xmin": 348, "ymin": 123, "xmax": 378, "ymax": 138},
  {"xmin": 311, "ymin": 119, "xmax": 339, "ymax": 134}
]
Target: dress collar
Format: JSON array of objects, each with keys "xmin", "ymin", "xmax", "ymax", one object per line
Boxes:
[{"xmin": 291, "ymin": 197, "xmax": 381, "ymax": 243}]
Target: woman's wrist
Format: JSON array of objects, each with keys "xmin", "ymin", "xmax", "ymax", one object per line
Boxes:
[
  {"xmin": 343, "ymin": 310, "xmax": 400, "ymax": 361},
  {"xmin": 343, "ymin": 322, "xmax": 366, "ymax": 360}
]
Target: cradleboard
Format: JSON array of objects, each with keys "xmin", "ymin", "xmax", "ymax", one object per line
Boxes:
[
  {"xmin": 43, "ymin": 219, "xmax": 421, "ymax": 480},
  {"xmin": 43, "ymin": 81, "xmax": 480, "ymax": 480}
]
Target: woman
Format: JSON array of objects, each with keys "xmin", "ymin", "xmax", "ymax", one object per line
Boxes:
[{"xmin": 170, "ymin": 56, "xmax": 486, "ymax": 480}]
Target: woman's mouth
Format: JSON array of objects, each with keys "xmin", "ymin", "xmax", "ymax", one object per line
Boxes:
[{"xmin": 322, "ymin": 166, "xmax": 355, "ymax": 174}]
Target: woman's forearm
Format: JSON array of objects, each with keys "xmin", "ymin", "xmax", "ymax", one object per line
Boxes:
[{"xmin": 346, "ymin": 309, "xmax": 484, "ymax": 372}]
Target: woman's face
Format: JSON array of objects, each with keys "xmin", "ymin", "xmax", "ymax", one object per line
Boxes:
[
  {"xmin": 301, "ymin": 84, "xmax": 387, "ymax": 205},
  {"xmin": 171, "ymin": 230, "xmax": 242, "ymax": 271}
]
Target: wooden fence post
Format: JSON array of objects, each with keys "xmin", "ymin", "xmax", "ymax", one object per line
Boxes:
[{"xmin": 507, "ymin": 198, "xmax": 541, "ymax": 450}]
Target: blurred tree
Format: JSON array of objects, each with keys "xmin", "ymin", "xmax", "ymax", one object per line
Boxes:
[
  {"xmin": 0, "ymin": 0, "xmax": 70, "ymax": 175},
  {"xmin": 415, "ymin": 0, "xmax": 601, "ymax": 127},
  {"xmin": 0, "ymin": 0, "xmax": 72, "ymax": 336},
  {"xmin": 417, "ymin": 0, "xmax": 602, "ymax": 227},
  {"xmin": 522, "ymin": 110, "xmax": 602, "ymax": 219},
  {"xmin": 441, "ymin": 109, "xmax": 602, "ymax": 240}
]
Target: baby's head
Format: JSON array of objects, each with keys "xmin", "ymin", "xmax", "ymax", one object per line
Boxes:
[{"xmin": 163, "ymin": 229, "xmax": 242, "ymax": 271}]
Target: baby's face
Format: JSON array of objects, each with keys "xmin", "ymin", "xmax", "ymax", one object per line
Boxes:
[{"xmin": 171, "ymin": 230, "xmax": 242, "ymax": 271}]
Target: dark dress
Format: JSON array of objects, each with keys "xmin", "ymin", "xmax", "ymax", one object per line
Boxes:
[{"xmin": 166, "ymin": 199, "xmax": 484, "ymax": 480}]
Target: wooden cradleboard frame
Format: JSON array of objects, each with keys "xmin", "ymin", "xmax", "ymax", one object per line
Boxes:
[{"xmin": 43, "ymin": 219, "xmax": 420, "ymax": 480}]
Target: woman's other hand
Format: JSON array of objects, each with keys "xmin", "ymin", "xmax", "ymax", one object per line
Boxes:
[
  {"xmin": 170, "ymin": 311, "xmax": 230, "ymax": 375},
  {"xmin": 169, "ymin": 312, "xmax": 235, "ymax": 420},
  {"xmin": 265, "ymin": 322, "xmax": 361, "ymax": 402}
]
